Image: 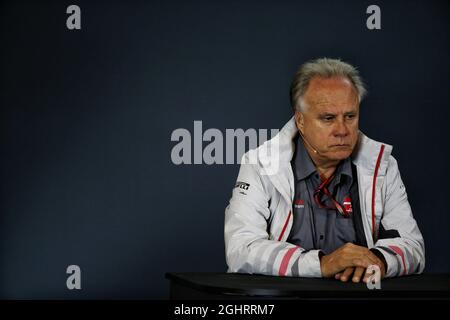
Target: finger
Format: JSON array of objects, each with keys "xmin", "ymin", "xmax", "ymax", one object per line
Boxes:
[
  {"xmin": 363, "ymin": 268, "xmax": 371, "ymax": 283},
  {"xmin": 351, "ymin": 257, "xmax": 369, "ymax": 267},
  {"xmin": 340, "ymin": 267, "xmax": 354, "ymax": 282},
  {"xmin": 351, "ymin": 254, "xmax": 382, "ymax": 270},
  {"xmin": 362, "ymin": 255, "xmax": 383, "ymax": 272},
  {"xmin": 335, "ymin": 273, "xmax": 342, "ymax": 280},
  {"xmin": 342, "ymin": 250, "xmax": 375, "ymax": 267},
  {"xmin": 346, "ymin": 246, "xmax": 384, "ymax": 268},
  {"xmin": 363, "ymin": 265, "xmax": 382, "ymax": 283},
  {"xmin": 352, "ymin": 267, "xmax": 365, "ymax": 283},
  {"xmin": 366, "ymin": 251, "xmax": 384, "ymax": 267}
]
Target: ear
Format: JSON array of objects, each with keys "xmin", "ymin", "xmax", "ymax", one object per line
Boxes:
[{"xmin": 294, "ymin": 111, "xmax": 304, "ymax": 134}]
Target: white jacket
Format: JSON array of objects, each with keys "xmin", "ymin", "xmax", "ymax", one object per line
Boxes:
[{"xmin": 225, "ymin": 117, "xmax": 425, "ymax": 278}]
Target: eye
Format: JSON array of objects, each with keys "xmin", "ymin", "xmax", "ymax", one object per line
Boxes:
[
  {"xmin": 346, "ymin": 114, "xmax": 357, "ymax": 120},
  {"xmin": 322, "ymin": 116, "xmax": 334, "ymax": 122}
]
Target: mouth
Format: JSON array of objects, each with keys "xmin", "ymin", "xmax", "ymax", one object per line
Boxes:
[{"xmin": 329, "ymin": 144, "xmax": 351, "ymax": 148}]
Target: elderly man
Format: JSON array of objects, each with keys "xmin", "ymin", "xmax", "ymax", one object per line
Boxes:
[{"xmin": 224, "ymin": 58, "xmax": 425, "ymax": 282}]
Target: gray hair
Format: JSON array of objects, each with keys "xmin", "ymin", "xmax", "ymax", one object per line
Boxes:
[{"xmin": 290, "ymin": 58, "xmax": 367, "ymax": 112}]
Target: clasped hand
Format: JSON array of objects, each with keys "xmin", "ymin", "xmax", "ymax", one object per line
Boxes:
[{"xmin": 320, "ymin": 243, "xmax": 385, "ymax": 283}]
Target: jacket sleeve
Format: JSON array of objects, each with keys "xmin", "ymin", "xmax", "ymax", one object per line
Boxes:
[
  {"xmin": 224, "ymin": 154, "xmax": 322, "ymax": 277},
  {"xmin": 374, "ymin": 155, "xmax": 425, "ymax": 277}
]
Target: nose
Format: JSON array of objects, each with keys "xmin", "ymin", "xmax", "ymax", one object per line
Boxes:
[{"xmin": 333, "ymin": 118, "xmax": 349, "ymax": 138}]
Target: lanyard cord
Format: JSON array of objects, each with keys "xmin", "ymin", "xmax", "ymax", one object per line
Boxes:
[{"xmin": 313, "ymin": 173, "xmax": 351, "ymax": 218}]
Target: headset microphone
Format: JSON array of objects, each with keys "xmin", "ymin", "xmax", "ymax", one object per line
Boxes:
[{"xmin": 298, "ymin": 130, "xmax": 321, "ymax": 156}]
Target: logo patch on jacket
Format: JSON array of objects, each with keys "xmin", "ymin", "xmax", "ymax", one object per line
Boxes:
[
  {"xmin": 235, "ymin": 181, "xmax": 250, "ymax": 190},
  {"xmin": 343, "ymin": 196, "xmax": 353, "ymax": 213},
  {"xmin": 294, "ymin": 199, "xmax": 305, "ymax": 209}
]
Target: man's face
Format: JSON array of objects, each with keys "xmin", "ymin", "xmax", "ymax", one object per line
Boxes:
[{"xmin": 295, "ymin": 76, "xmax": 360, "ymax": 162}]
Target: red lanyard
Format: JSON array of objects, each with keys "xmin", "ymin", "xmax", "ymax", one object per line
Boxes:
[{"xmin": 313, "ymin": 173, "xmax": 351, "ymax": 218}]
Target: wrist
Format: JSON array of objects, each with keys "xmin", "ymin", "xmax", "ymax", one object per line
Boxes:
[
  {"xmin": 318, "ymin": 250, "xmax": 325, "ymax": 261},
  {"xmin": 319, "ymin": 251, "xmax": 330, "ymax": 277}
]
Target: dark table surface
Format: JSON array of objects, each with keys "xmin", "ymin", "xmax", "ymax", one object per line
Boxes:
[{"xmin": 166, "ymin": 272, "xmax": 450, "ymax": 300}]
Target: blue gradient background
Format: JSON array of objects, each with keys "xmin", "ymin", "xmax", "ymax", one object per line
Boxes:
[{"xmin": 1, "ymin": 0, "xmax": 449, "ymax": 298}]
